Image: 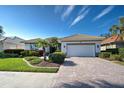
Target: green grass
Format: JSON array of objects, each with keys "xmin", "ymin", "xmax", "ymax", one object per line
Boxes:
[
  {"xmin": 0, "ymin": 58, "xmax": 59, "ymax": 73},
  {"xmin": 25, "ymin": 56, "xmax": 43, "ymax": 65},
  {"xmin": 114, "ymin": 61, "xmax": 124, "ymax": 66}
]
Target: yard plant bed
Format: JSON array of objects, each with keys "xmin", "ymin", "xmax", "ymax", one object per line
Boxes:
[
  {"xmin": 0, "ymin": 58, "xmax": 59, "ymax": 73},
  {"xmin": 24, "ymin": 56, "xmax": 61, "ymax": 67},
  {"xmin": 35, "ymin": 61, "xmax": 60, "ymax": 67}
]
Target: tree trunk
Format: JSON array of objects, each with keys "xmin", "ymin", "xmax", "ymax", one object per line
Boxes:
[{"xmin": 43, "ymin": 47, "xmax": 46, "ymax": 61}]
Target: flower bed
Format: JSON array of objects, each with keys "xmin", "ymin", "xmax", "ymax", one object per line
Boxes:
[{"xmin": 24, "ymin": 56, "xmax": 60, "ymax": 68}]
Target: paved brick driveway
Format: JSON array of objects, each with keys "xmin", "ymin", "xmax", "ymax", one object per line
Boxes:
[
  {"xmin": 1, "ymin": 57, "xmax": 124, "ymax": 88},
  {"xmin": 53, "ymin": 57, "xmax": 124, "ymax": 88}
]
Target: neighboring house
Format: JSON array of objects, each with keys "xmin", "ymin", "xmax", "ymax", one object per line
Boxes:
[
  {"xmin": 60, "ymin": 34, "xmax": 104, "ymax": 57},
  {"xmin": 101, "ymin": 35, "xmax": 124, "ymax": 51},
  {"xmin": 22, "ymin": 38, "xmax": 50, "ymax": 52},
  {"xmin": 21, "ymin": 38, "xmax": 40, "ymax": 50},
  {"xmin": 0, "ymin": 36, "xmax": 25, "ymax": 51}
]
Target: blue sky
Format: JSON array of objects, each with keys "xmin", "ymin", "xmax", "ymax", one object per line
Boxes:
[{"xmin": 0, "ymin": 5, "xmax": 124, "ymax": 39}]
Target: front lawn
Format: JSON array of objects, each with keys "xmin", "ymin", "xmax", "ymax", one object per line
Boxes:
[{"xmin": 0, "ymin": 58, "xmax": 59, "ymax": 73}]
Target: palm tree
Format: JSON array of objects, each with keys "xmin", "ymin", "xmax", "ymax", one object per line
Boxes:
[
  {"xmin": 46, "ymin": 37, "xmax": 60, "ymax": 51},
  {"xmin": 119, "ymin": 17, "xmax": 124, "ymax": 40},
  {"xmin": 107, "ymin": 17, "xmax": 124, "ymax": 40},
  {"xmin": 100, "ymin": 33, "xmax": 111, "ymax": 38},
  {"xmin": 0, "ymin": 26, "xmax": 4, "ymax": 37},
  {"xmin": 109, "ymin": 25, "xmax": 119, "ymax": 36},
  {"xmin": 36, "ymin": 39, "xmax": 49, "ymax": 61}
]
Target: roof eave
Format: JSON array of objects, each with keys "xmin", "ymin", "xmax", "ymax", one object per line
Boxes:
[{"xmin": 61, "ymin": 39, "xmax": 103, "ymax": 42}]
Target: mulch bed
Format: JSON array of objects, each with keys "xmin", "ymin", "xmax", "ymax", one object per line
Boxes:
[{"xmin": 35, "ymin": 61, "xmax": 60, "ymax": 67}]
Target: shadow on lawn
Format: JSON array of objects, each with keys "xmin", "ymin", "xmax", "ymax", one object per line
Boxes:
[{"xmin": 59, "ymin": 80, "xmax": 124, "ymax": 88}]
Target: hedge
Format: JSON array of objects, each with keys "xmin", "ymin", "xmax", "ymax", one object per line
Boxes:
[
  {"xmin": 4, "ymin": 49, "xmax": 24, "ymax": 55},
  {"xmin": 119, "ymin": 48, "xmax": 124, "ymax": 57},
  {"xmin": 3, "ymin": 49, "xmax": 44, "ymax": 57},
  {"xmin": 110, "ymin": 54, "xmax": 122, "ymax": 61},
  {"xmin": 0, "ymin": 51, "xmax": 19, "ymax": 58},
  {"xmin": 20, "ymin": 50, "xmax": 40, "ymax": 57},
  {"xmin": 99, "ymin": 52, "xmax": 111, "ymax": 58}
]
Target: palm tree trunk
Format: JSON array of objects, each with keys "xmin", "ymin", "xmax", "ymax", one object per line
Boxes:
[{"xmin": 43, "ymin": 47, "xmax": 46, "ymax": 61}]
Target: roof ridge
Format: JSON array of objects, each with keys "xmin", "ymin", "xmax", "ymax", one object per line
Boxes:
[{"xmin": 61, "ymin": 34, "xmax": 104, "ymax": 39}]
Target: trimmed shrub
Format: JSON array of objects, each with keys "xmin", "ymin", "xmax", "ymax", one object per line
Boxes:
[
  {"xmin": 29, "ymin": 51, "xmax": 39, "ymax": 56},
  {"xmin": 0, "ymin": 51, "xmax": 5, "ymax": 58},
  {"xmin": 49, "ymin": 52, "xmax": 66, "ymax": 64},
  {"xmin": 25, "ymin": 56, "xmax": 37, "ymax": 61},
  {"xmin": 119, "ymin": 48, "xmax": 124, "ymax": 57},
  {"xmin": 99, "ymin": 52, "xmax": 111, "ymax": 58},
  {"xmin": 0, "ymin": 51, "xmax": 19, "ymax": 58},
  {"xmin": 20, "ymin": 50, "xmax": 40, "ymax": 57},
  {"xmin": 25, "ymin": 56, "xmax": 42, "ymax": 65},
  {"xmin": 110, "ymin": 54, "xmax": 122, "ymax": 61},
  {"xmin": 20, "ymin": 50, "xmax": 29, "ymax": 56},
  {"xmin": 4, "ymin": 53, "xmax": 19, "ymax": 58},
  {"xmin": 4, "ymin": 49, "xmax": 24, "ymax": 55},
  {"xmin": 55, "ymin": 50, "xmax": 61, "ymax": 52}
]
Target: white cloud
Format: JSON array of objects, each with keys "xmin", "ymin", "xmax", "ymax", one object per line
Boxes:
[
  {"xmin": 78, "ymin": 5, "xmax": 89, "ymax": 15},
  {"xmin": 54, "ymin": 5, "xmax": 63, "ymax": 14},
  {"xmin": 70, "ymin": 9, "xmax": 90, "ymax": 27},
  {"xmin": 61, "ymin": 5, "xmax": 75, "ymax": 20},
  {"xmin": 93, "ymin": 6, "xmax": 114, "ymax": 21}
]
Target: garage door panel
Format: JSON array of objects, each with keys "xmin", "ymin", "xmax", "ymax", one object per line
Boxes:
[{"xmin": 67, "ymin": 45, "xmax": 95, "ymax": 57}]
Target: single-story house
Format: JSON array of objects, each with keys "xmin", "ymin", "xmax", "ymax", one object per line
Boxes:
[
  {"xmin": 60, "ymin": 34, "xmax": 104, "ymax": 57},
  {"xmin": 22, "ymin": 38, "xmax": 50, "ymax": 52},
  {"xmin": 101, "ymin": 35, "xmax": 124, "ymax": 51},
  {"xmin": 0, "ymin": 36, "xmax": 25, "ymax": 51},
  {"xmin": 21, "ymin": 38, "xmax": 40, "ymax": 50}
]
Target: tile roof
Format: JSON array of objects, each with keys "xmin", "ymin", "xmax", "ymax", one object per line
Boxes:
[
  {"xmin": 0, "ymin": 36, "xmax": 6, "ymax": 41},
  {"xmin": 101, "ymin": 35, "xmax": 123, "ymax": 45},
  {"xmin": 21, "ymin": 38, "xmax": 41, "ymax": 43},
  {"xmin": 0, "ymin": 36, "xmax": 24, "ymax": 42},
  {"xmin": 60, "ymin": 34, "xmax": 104, "ymax": 42}
]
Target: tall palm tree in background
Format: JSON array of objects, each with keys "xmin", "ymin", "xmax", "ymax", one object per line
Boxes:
[
  {"xmin": 119, "ymin": 17, "xmax": 124, "ymax": 40},
  {"xmin": 109, "ymin": 25, "xmax": 119, "ymax": 36},
  {"xmin": 0, "ymin": 26, "xmax": 4, "ymax": 37},
  {"xmin": 109, "ymin": 17, "xmax": 124, "ymax": 40},
  {"xmin": 100, "ymin": 33, "xmax": 111, "ymax": 38}
]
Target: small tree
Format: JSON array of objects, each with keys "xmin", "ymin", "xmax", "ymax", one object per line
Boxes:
[
  {"xmin": 46, "ymin": 37, "xmax": 60, "ymax": 52},
  {"xmin": 36, "ymin": 39, "xmax": 49, "ymax": 61}
]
